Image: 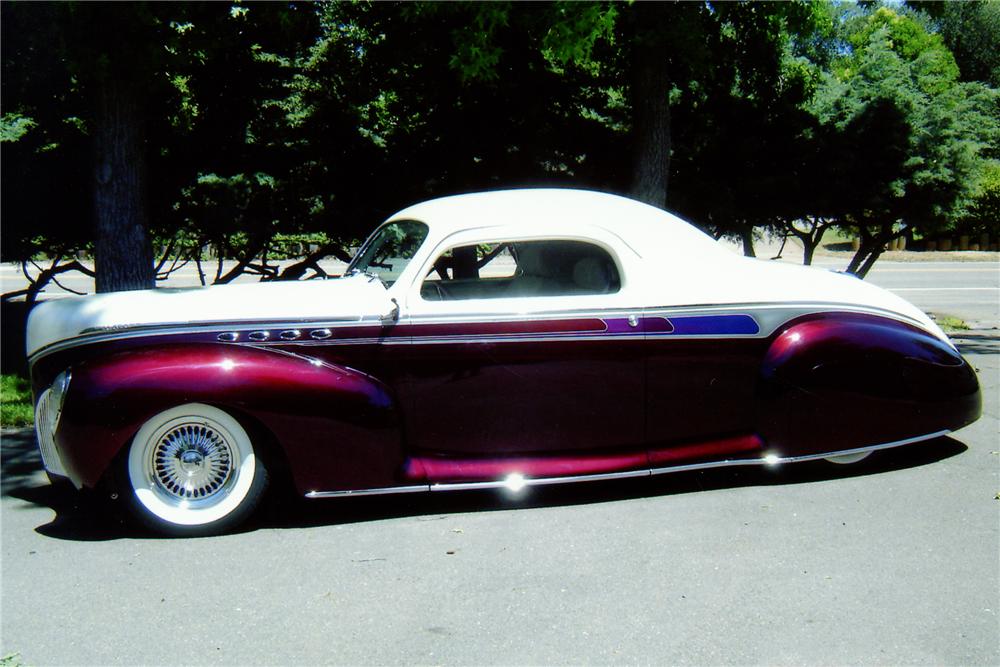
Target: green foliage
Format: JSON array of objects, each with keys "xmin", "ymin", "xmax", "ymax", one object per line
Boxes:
[
  {"xmin": 447, "ymin": 2, "xmax": 511, "ymax": 81},
  {"xmin": 930, "ymin": 0, "xmax": 1000, "ymax": 86},
  {"xmin": 957, "ymin": 160, "xmax": 1000, "ymax": 235},
  {"xmin": 809, "ymin": 5, "xmax": 998, "ymax": 241},
  {"xmin": 1, "ymin": 375, "xmax": 33, "ymax": 428},
  {"xmin": 0, "ymin": 113, "xmax": 35, "ymax": 142},
  {"xmin": 542, "ymin": 2, "xmax": 618, "ymax": 73}
]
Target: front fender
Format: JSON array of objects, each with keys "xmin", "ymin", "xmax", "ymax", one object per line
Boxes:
[
  {"xmin": 56, "ymin": 344, "xmax": 401, "ymax": 492},
  {"xmin": 756, "ymin": 313, "xmax": 981, "ymax": 456}
]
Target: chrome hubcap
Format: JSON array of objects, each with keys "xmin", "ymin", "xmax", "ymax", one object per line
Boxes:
[{"xmin": 151, "ymin": 423, "xmax": 234, "ymax": 501}]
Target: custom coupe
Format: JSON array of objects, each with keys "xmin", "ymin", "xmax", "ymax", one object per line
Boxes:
[{"xmin": 27, "ymin": 189, "xmax": 982, "ymax": 535}]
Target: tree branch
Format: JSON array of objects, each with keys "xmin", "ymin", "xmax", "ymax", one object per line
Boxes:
[{"xmin": 276, "ymin": 242, "xmax": 352, "ymax": 281}]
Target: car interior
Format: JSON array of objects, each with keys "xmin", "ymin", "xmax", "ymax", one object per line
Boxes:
[{"xmin": 421, "ymin": 239, "xmax": 621, "ymax": 300}]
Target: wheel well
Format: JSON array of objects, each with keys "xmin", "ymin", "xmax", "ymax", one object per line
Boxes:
[
  {"xmin": 99, "ymin": 403, "xmax": 293, "ymax": 501},
  {"xmin": 216, "ymin": 404, "xmax": 295, "ymax": 502}
]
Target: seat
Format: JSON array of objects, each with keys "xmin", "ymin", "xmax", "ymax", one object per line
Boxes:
[
  {"xmin": 572, "ymin": 256, "xmax": 613, "ymax": 293},
  {"xmin": 506, "ymin": 245, "xmax": 558, "ymax": 296}
]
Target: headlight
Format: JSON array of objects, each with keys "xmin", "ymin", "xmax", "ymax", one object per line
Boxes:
[{"xmin": 49, "ymin": 370, "xmax": 72, "ymax": 417}]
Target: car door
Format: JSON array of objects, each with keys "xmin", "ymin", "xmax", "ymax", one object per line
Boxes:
[{"xmin": 391, "ymin": 235, "xmax": 646, "ymax": 458}]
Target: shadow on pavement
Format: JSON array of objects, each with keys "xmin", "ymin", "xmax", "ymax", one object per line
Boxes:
[
  {"xmin": 954, "ymin": 332, "xmax": 1000, "ymax": 356},
  {"xmin": 3, "ymin": 423, "xmax": 967, "ymax": 541},
  {"xmin": 1, "ymin": 428, "xmax": 131, "ymax": 540},
  {"xmin": 1, "ymin": 427, "xmax": 42, "ymax": 497}
]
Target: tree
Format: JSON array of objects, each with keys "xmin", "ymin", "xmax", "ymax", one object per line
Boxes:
[
  {"xmin": 919, "ymin": 0, "xmax": 1000, "ymax": 87},
  {"xmin": 666, "ymin": 1, "xmax": 824, "ymax": 256},
  {"xmin": 808, "ymin": 6, "xmax": 998, "ymax": 276},
  {"xmin": 2, "ymin": 3, "xmax": 323, "ymax": 295}
]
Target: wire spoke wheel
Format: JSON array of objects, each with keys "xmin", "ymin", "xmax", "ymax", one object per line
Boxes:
[
  {"xmin": 125, "ymin": 404, "xmax": 267, "ymax": 534},
  {"xmin": 152, "ymin": 421, "xmax": 235, "ymax": 503}
]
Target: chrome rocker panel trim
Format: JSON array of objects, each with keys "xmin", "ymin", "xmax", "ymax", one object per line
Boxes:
[
  {"xmin": 303, "ymin": 430, "xmax": 951, "ymax": 499},
  {"xmin": 305, "ymin": 485, "xmax": 429, "ymax": 499}
]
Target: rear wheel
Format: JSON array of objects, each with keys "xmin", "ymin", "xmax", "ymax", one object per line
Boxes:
[
  {"xmin": 825, "ymin": 450, "xmax": 872, "ymax": 465},
  {"xmin": 121, "ymin": 403, "xmax": 268, "ymax": 536}
]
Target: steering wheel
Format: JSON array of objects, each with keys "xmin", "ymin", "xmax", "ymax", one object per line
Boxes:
[{"xmin": 422, "ymin": 281, "xmax": 448, "ymax": 301}]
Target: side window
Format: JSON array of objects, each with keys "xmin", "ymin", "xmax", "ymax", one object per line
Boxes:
[{"xmin": 421, "ymin": 240, "xmax": 621, "ymax": 301}]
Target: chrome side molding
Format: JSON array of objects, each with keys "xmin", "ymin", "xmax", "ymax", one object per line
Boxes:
[
  {"xmin": 305, "ymin": 485, "xmax": 429, "ymax": 498},
  {"xmin": 302, "ymin": 430, "xmax": 950, "ymax": 500}
]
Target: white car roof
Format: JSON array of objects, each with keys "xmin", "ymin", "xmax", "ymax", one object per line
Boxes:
[{"xmin": 385, "ymin": 188, "xmax": 727, "ymax": 261}]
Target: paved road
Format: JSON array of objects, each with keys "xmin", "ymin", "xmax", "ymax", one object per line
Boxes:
[
  {"xmin": 2, "ymin": 333, "xmax": 997, "ymax": 665},
  {"xmin": 840, "ymin": 261, "xmax": 999, "ymax": 329}
]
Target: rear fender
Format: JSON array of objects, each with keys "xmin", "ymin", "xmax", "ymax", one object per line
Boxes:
[
  {"xmin": 55, "ymin": 344, "xmax": 401, "ymax": 493},
  {"xmin": 756, "ymin": 313, "xmax": 980, "ymax": 456}
]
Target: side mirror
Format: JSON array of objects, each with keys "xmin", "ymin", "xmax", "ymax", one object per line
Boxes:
[{"xmin": 381, "ymin": 298, "xmax": 400, "ymax": 325}]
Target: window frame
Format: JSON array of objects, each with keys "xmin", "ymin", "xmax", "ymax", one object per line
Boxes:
[
  {"xmin": 405, "ymin": 231, "xmax": 629, "ymax": 310},
  {"xmin": 346, "ymin": 219, "xmax": 430, "ymax": 286}
]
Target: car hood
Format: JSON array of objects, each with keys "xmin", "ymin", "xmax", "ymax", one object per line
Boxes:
[{"xmin": 26, "ymin": 274, "xmax": 391, "ymax": 358}]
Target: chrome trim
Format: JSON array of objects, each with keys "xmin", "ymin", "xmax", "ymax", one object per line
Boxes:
[
  {"xmin": 29, "ymin": 316, "xmax": 365, "ymax": 364},
  {"xmin": 647, "ymin": 430, "xmax": 951, "ymax": 475},
  {"xmin": 279, "ymin": 329, "xmax": 302, "ymax": 341},
  {"xmin": 303, "ymin": 430, "xmax": 951, "ymax": 499},
  {"xmin": 627, "ymin": 314, "xmax": 639, "ymax": 328},
  {"xmin": 35, "ymin": 388, "xmax": 67, "ymax": 477},
  {"xmin": 217, "ymin": 332, "xmax": 239, "ymax": 342},
  {"xmin": 429, "ymin": 468, "xmax": 650, "ymax": 492},
  {"xmin": 35, "ymin": 370, "xmax": 74, "ymax": 479},
  {"xmin": 29, "ymin": 300, "xmax": 934, "ymax": 366},
  {"xmin": 767, "ymin": 430, "xmax": 951, "ymax": 464},
  {"xmin": 305, "ymin": 485, "xmax": 429, "ymax": 498},
  {"xmin": 310, "ymin": 328, "xmax": 333, "ymax": 340},
  {"xmin": 248, "ymin": 330, "xmax": 270, "ymax": 342}
]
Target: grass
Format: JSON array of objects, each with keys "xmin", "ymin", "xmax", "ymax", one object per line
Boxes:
[
  {"xmin": 0, "ymin": 653, "xmax": 25, "ymax": 667},
  {"xmin": 933, "ymin": 314, "xmax": 971, "ymax": 333},
  {"xmin": 1, "ymin": 374, "xmax": 33, "ymax": 428}
]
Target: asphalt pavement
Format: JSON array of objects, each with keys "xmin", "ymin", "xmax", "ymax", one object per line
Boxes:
[{"xmin": 1, "ymin": 256, "xmax": 998, "ymax": 665}]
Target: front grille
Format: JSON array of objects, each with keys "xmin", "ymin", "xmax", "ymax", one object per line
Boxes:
[{"xmin": 34, "ymin": 388, "xmax": 67, "ymax": 477}]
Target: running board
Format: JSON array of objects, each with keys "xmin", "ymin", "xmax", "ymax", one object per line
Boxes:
[{"xmin": 303, "ymin": 430, "xmax": 950, "ymax": 499}]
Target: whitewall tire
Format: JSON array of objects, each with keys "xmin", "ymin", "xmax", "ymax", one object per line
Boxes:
[{"xmin": 122, "ymin": 403, "xmax": 268, "ymax": 536}]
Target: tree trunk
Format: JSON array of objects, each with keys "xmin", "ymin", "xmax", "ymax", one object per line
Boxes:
[
  {"xmin": 92, "ymin": 78, "xmax": 154, "ymax": 293},
  {"xmin": 855, "ymin": 248, "xmax": 884, "ymax": 278},
  {"xmin": 740, "ymin": 226, "xmax": 756, "ymax": 257},
  {"xmin": 846, "ymin": 222, "xmax": 892, "ymax": 278},
  {"xmin": 629, "ymin": 8, "xmax": 671, "ymax": 209}
]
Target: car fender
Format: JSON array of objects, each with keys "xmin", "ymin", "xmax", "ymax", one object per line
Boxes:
[
  {"xmin": 55, "ymin": 344, "xmax": 401, "ymax": 493},
  {"xmin": 756, "ymin": 313, "xmax": 980, "ymax": 456}
]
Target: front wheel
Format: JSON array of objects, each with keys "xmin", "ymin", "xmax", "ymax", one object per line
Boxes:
[{"xmin": 120, "ymin": 403, "xmax": 268, "ymax": 536}]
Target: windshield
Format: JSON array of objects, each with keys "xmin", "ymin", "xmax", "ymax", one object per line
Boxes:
[{"xmin": 347, "ymin": 220, "xmax": 429, "ymax": 285}]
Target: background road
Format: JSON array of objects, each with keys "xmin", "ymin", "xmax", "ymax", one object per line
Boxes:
[{"xmin": 832, "ymin": 261, "xmax": 999, "ymax": 329}]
